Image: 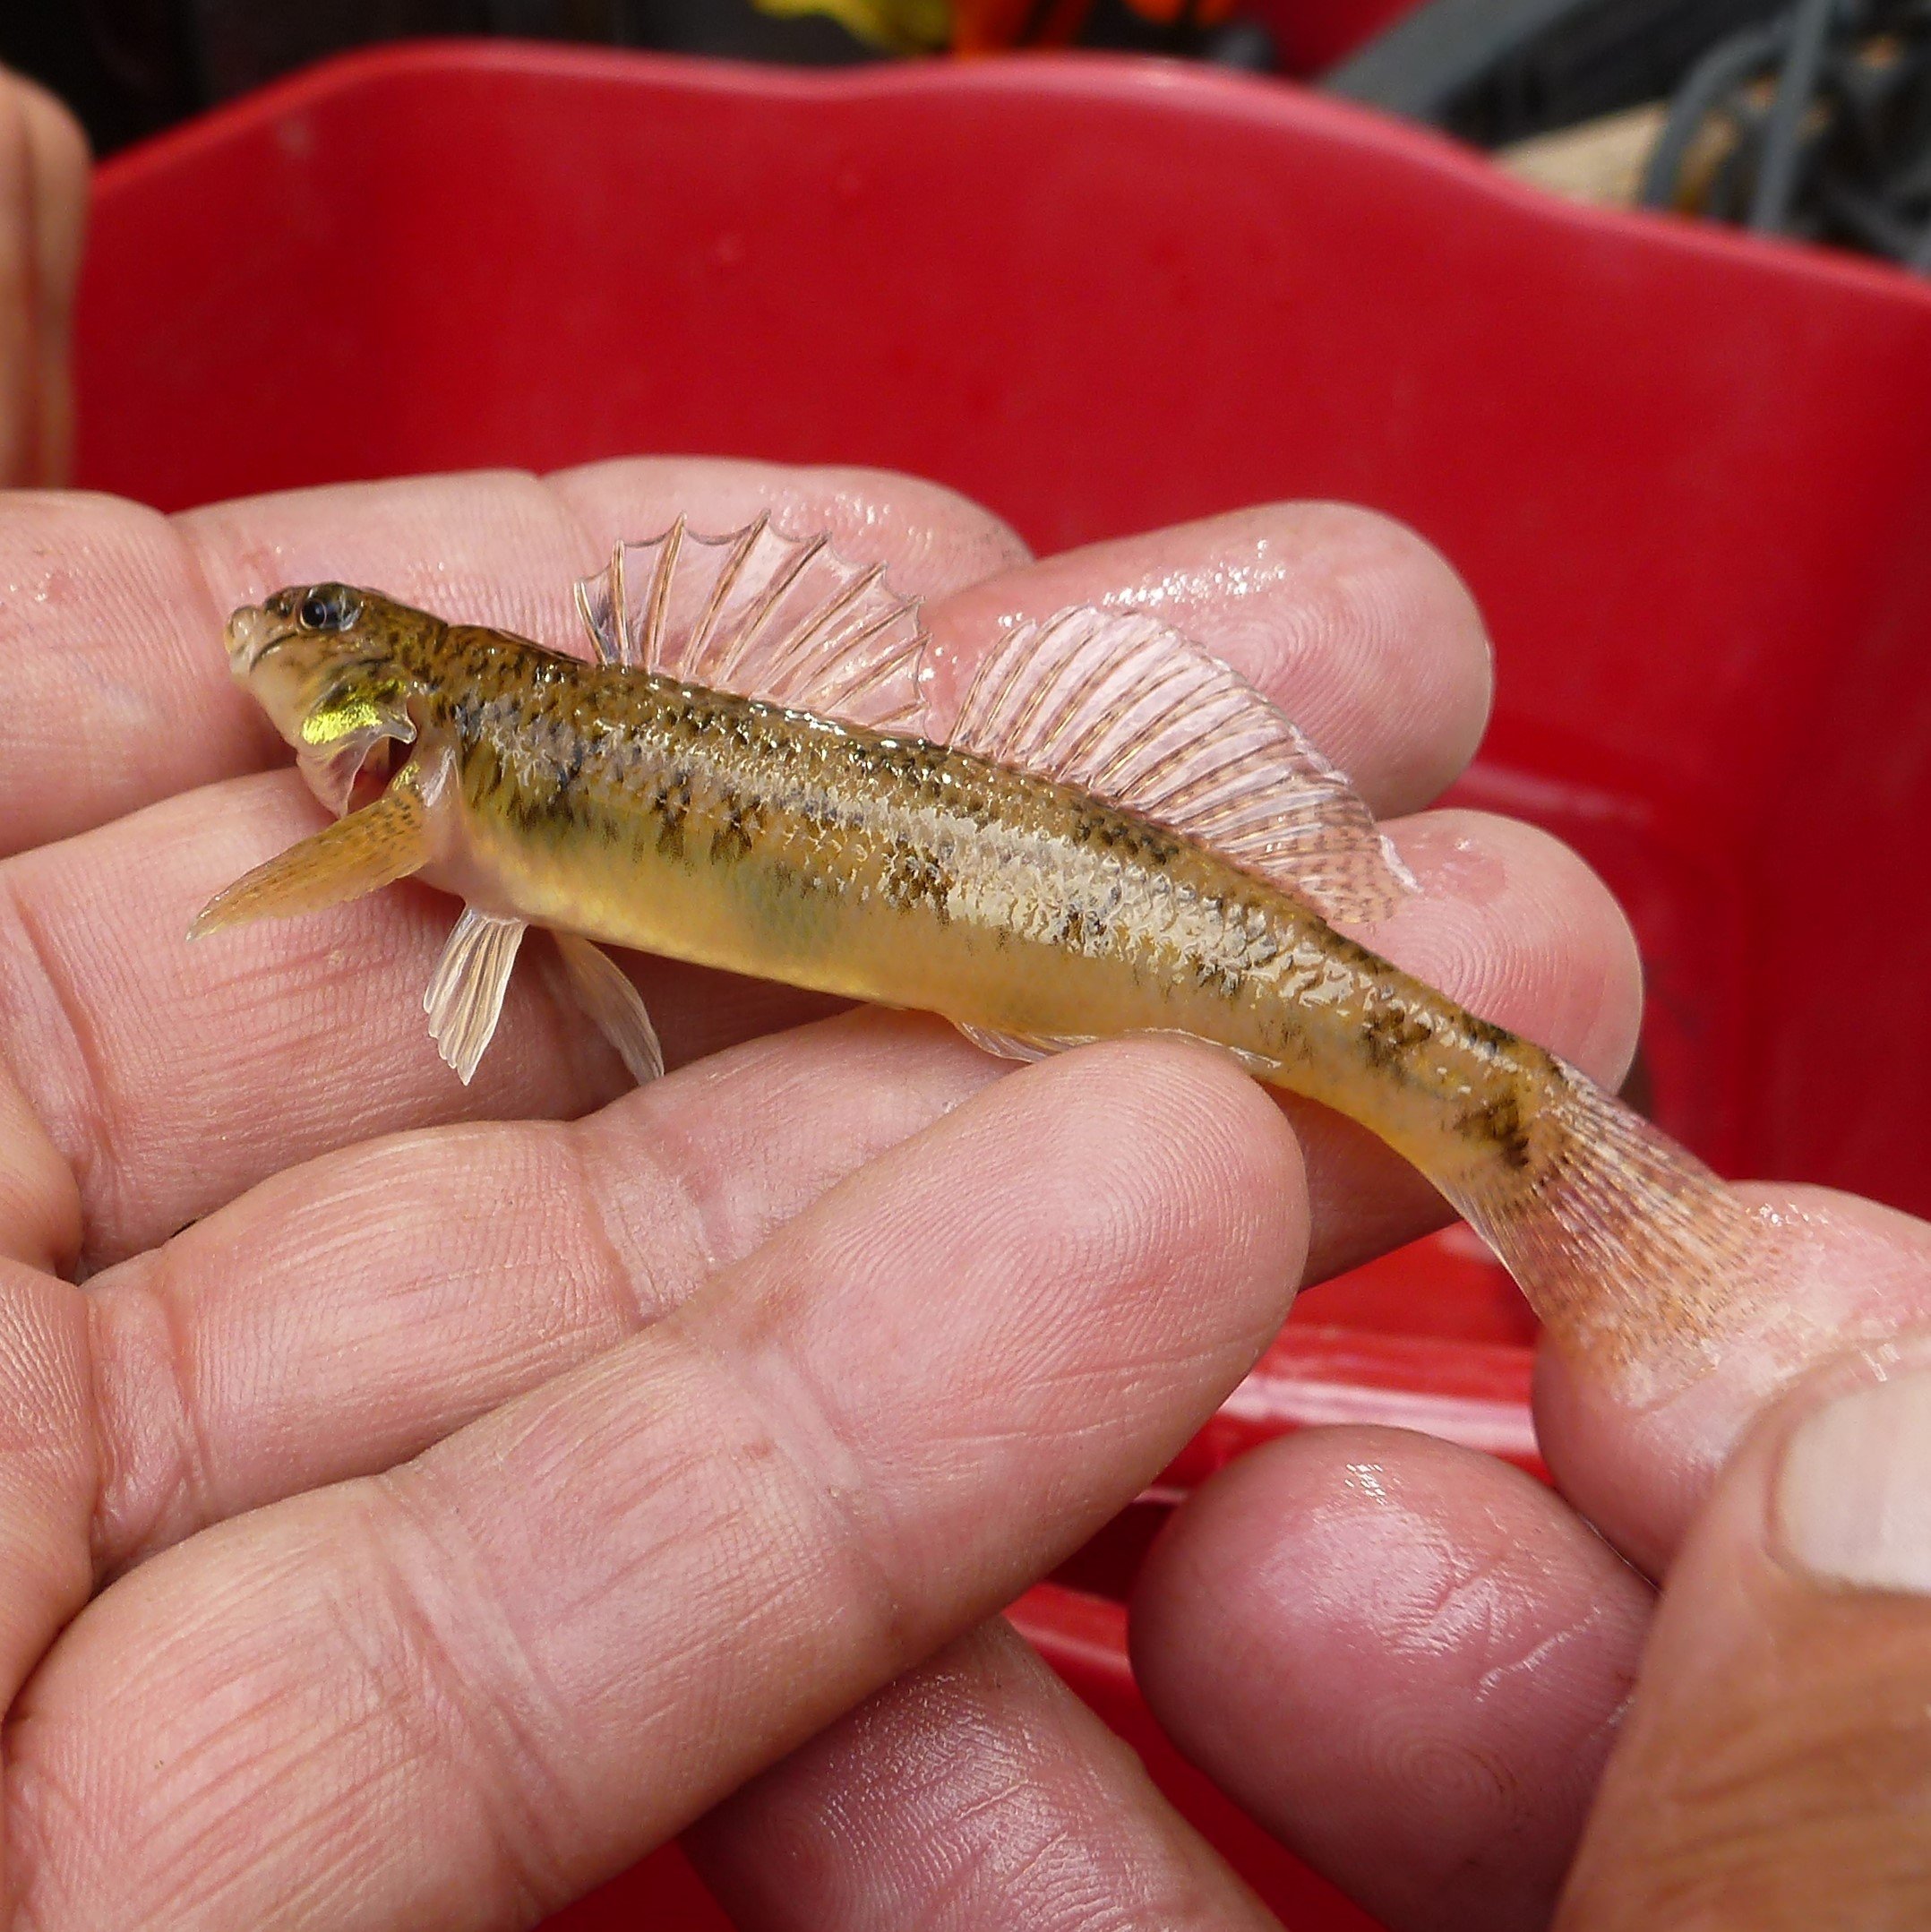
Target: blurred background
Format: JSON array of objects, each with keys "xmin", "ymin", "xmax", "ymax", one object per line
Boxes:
[{"xmin": 10, "ymin": 0, "xmax": 1931, "ymax": 270}]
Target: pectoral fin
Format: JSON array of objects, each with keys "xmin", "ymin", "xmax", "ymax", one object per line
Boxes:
[
  {"xmin": 188, "ymin": 783, "xmax": 433, "ymax": 938},
  {"xmin": 554, "ymin": 932, "xmax": 665, "ymax": 1086},
  {"xmin": 423, "ymin": 907, "xmax": 528, "ymax": 1086}
]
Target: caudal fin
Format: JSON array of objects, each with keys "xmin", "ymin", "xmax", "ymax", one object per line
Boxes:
[{"xmin": 1432, "ymin": 1061, "xmax": 1769, "ymax": 1394}]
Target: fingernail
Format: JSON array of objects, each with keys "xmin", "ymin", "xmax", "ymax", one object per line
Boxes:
[{"xmin": 1776, "ymin": 1371, "xmax": 1931, "ymax": 1593}]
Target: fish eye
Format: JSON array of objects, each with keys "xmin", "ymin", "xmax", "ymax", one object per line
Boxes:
[{"xmin": 298, "ymin": 587, "xmax": 358, "ymax": 632}]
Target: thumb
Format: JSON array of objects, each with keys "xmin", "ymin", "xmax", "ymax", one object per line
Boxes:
[{"xmin": 1558, "ymin": 1340, "xmax": 1931, "ymax": 1927}]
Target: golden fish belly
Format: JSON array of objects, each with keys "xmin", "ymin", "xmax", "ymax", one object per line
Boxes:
[{"xmin": 441, "ymin": 676, "xmax": 1548, "ymax": 1178}]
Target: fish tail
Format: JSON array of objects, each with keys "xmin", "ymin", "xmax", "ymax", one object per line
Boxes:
[{"xmin": 1425, "ymin": 1060, "xmax": 1767, "ymax": 1393}]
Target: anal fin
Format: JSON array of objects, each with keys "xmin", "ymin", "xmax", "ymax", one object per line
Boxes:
[
  {"xmin": 956, "ymin": 1020, "xmax": 1275, "ymax": 1079},
  {"xmin": 956, "ymin": 1023, "xmax": 1095, "ymax": 1062},
  {"xmin": 424, "ymin": 907, "xmax": 527, "ymax": 1086},
  {"xmin": 555, "ymin": 933, "xmax": 665, "ymax": 1086}
]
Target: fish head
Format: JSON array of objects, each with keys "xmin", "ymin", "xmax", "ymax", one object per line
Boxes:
[{"xmin": 227, "ymin": 583, "xmax": 436, "ymax": 813}]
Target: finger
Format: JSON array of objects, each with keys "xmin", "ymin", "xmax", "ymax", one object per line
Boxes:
[
  {"xmin": 13, "ymin": 1042, "xmax": 1309, "ymax": 1929},
  {"xmin": 1556, "ymin": 1340, "xmax": 1931, "ymax": 1928},
  {"xmin": 0, "ymin": 72, "xmax": 86, "ymax": 487},
  {"xmin": 924, "ymin": 502, "xmax": 1493, "ymax": 818},
  {"xmin": 545, "ymin": 454, "xmax": 1029, "ymax": 602},
  {"xmin": 1536, "ymin": 1182, "xmax": 1931, "ymax": 1577},
  {"xmin": 0, "ymin": 1056, "xmax": 79, "ymax": 1273},
  {"xmin": 19, "ymin": 75, "xmax": 87, "ymax": 488},
  {"xmin": 0, "ymin": 461, "xmax": 1024, "ymax": 856},
  {"xmin": 688, "ymin": 1617, "xmax": 1282, "ymax": 1931},
  {"xmin": 0, "ymin": 1254, "xmax": 95, "ymax": 1919},
  {"xmin": 1133, "ymin": 1428, "xmax": 1652, "ymax": 1932},
  {"xmin": 87, "ymin": 1010, "xmax": 1004, "ymax": 1570}
]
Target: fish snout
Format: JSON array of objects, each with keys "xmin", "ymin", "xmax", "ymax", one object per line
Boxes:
[{"xmin": 225, "ymin": 605, "xmax": 278, "ymax": 675}]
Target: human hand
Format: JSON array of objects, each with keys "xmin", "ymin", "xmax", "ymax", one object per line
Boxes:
[
  {"xmin": 0, "ymin": 67, "xmax": 85, "ymax": 488},
  {"xmin": 1129, "ymin": 1087, "xmax": 1931, "ymax": 1921},
  {"xmin": 3, "ymin": 458, "xmax": 1669, "ymax": 1927}
]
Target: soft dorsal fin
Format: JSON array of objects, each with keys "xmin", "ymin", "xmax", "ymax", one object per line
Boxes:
[
  {"xmin": 573, "ymin": 514, "xmax": 929, "ymax": 733},
  {"xmin": 947, "ymin": 605, "xmax": 1417, "ymax": 926}
]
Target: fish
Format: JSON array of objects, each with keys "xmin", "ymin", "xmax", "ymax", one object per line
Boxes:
[{"xmin": 195, "ymin": 514, "xmax": 1760, "ymax": 1382}]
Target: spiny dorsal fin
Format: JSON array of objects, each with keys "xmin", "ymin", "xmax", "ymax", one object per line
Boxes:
[
  {"xmin": 572, "ymin": 514, "xmax": 928, "ymax": 734},
  {"xmin": 947, "ymin": 605, "xmax": 1418, "ymax": 926}
]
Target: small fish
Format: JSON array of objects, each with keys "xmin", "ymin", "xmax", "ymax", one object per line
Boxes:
[{"xmin": 197, "ymin": 516, "xmax": 1758, "ymax": 1381}]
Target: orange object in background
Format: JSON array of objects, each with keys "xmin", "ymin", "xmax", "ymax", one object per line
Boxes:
[
  {"xmin": 953, "ymin": 0, "xmax": 1239, "ymax": 46},
  {"xmin": 753, "ymin": 0, "xmax": 1243, "ymax": 55},
  {"xmin": 952, "ymin": 0, "xmax": 1088, "ymax": 49}
]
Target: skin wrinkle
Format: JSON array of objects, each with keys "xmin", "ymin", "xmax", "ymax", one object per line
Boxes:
[
  {"xmin": 82, "ymin": 1270, "xmax": 214, "ymax": 1581},
  {"xmin": 1395, "ymin": 1532, "xmax": 1533, "ymax": 1669},
  {"xmin": 686, "ymin": 1309, "xmax": 923, "ymax": 1678},
  {"xmin": 9, "ymin": 1583, "xmax": 288, "ymax": 1919},
  {"xmin": 352, "ymin": 1477, "xmax": 583, "ymax": 1920},
  {"xmin": 698, "ymin": 1621, "xmax": 1273, "ymax": 1932},
  {"xmin": 0, "ymin": 876, "xmax": 108, "ymax": 1246},
  {"xmin": 583, "ymin": 1078, "xmax": 745, "ymax": 1293},
  {"xmin": 559, "ymin": 1118, "xmax": 658, "ymax": 1338},
  {"xmin": 5, "ymin": 1722, "xmax": 87, "ymax": 1932},
  {"xmin": 1471, "ymin": 1600, "xmax": 1601, "ymax": 1704}
]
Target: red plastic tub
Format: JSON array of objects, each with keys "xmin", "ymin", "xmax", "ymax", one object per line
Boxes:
[{"xmin": 73, "ymin": 42, "xmax": 1931, "ymax": 1930}]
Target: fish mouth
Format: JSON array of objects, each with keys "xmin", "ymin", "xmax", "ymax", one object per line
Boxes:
[{"xmin": 225, "ymin": 605, "xmax": 296, "ymax": 675}]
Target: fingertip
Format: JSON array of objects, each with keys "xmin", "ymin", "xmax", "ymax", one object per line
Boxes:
[
  {"xmin": 1558, "ymin": 1336, "xmax": 1931, "ymax": 1928},
  {"xmin": 545, "ymin": 455, "xmax": 1030, "ymax": 602},
  {"xmin": 1265, "ymin": 501, "xmax": 1494, "ymax": 811},
  {"xmin": 1133, "ymin": 1427, "xmax": 1651, "ymax": 1932},
  {"xmin": 1534, "ymin": 1182, "xmax": 1931, "ymax": 1579},
  {"xmin": 923, "ymin": 499, "xmax": 1493, "ymax": 819},
  {"xmin": 1379, "ymin": 808, "xmax": 1645, "ymax": 1087}
]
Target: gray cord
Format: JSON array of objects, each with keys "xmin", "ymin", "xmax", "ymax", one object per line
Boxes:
[
  {"xmin": 1749, "ymin": 0, "xmax": 1840, "ymax": 228},
  {"xmin": 1640, "ymin": 17, "xmax": 1794, "ymax": 207}
]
